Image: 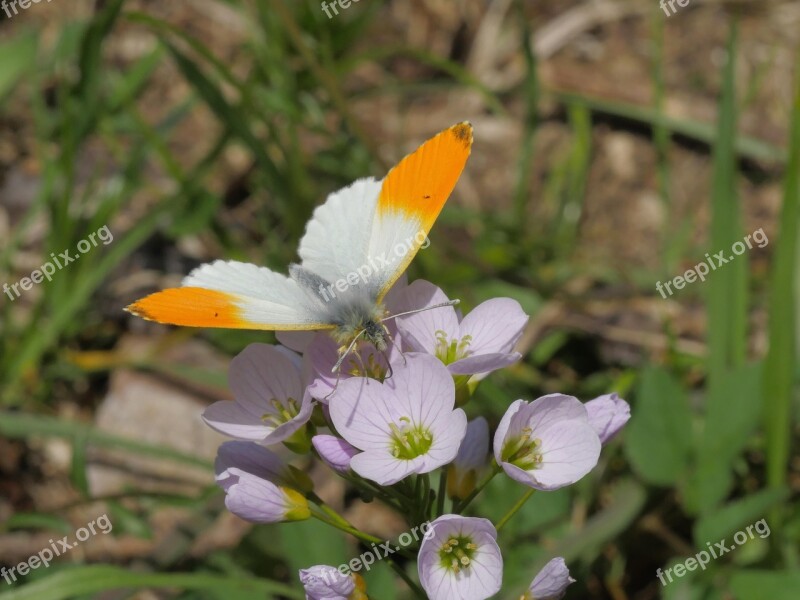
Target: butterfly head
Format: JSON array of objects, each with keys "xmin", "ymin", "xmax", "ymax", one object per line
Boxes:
[
  {"xmin": 362, "ymin": 319, "xmax": 388, "ymax": 352},
  {"xmin": 332, "ymin": 302, "xmax": 389, "ymax": 350}
]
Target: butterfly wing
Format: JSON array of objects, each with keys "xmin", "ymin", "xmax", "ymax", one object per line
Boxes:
[
  {"xmin": 297, "ymin": 122, "xmax": 473, "ymax": 305},
  {"xmin": 125, "ymin": 260, "xmax": 334, "ymax": 330},
  {"xmin": 369, "ymin": 122, "xmax": 472, "ymax": 301},
  {"xmin": 126, "ymin": 123, "xmax": 472, "ymax": 330}
]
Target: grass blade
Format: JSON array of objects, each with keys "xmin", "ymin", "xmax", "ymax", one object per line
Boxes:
[
  {"xmin": 763, "ymin": 51, "xmax": 800, "ymax": 515},
  {"xmin": 0, "ymin": 565, "xmax": 303, "ymax": 600}
]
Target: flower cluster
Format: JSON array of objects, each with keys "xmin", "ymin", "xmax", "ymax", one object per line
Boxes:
[{"xmin": 200, "ymin": 279, "xmax": 630, "ymax": 599}]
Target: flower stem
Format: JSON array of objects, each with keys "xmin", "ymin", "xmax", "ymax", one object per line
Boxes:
[
  {"xmin": 309, "ymin": 499, "xmax": 416, "ymax": 559},
  {"xmin": 496, "ymin": 488, "xmax": 536, "ymax": 531},
  {"xmin": 342, "ymin": 474, "xmax": 404, "ymax": 511},
  {"xmin": 421, "ymin": 473, "xmax": 431, "ymax": 518},
  {"xmin": 386, "ymin": 559, "xmax": 426, "ymax": 599},
  {"xmin": 310, "ymin": 510, "xmax": 382, "ymax": 545},
  {"xmin": 436, "ymin": 468, "xmax": 447, "ymax": 517},
  {"xmin": 308, "ymin": 493, "xmax": 384, "ymax": 543}
]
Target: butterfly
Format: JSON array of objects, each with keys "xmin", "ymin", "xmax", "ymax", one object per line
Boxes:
[{"xmin": 126, "ymin": 122, "xmax": 473, "ymax": 365}]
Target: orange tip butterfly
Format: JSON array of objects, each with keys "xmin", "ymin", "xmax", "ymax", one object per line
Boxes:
[{"xmin": 126, "ymin": 122, "xmax": 473, "ymax": 358}]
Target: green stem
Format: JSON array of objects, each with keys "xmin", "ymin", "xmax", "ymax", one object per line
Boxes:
[
  {"xmin": 421, "ymin": 473, "xmax": 432, "ymax": 519},
  {"xmin": 496, "ymin": 489, "xmax": 536, "ymax": 531},
  {"xmin": 309, "ymin": 500, "xmax": 416, "ymax": 560},
  {"xmin": 341, "ymin": 473, "xmax": 405, "ymax": 511},
  {"xmin": 386, "ymin": 559, "xmax": 426, "ymax": 599},
  {"xmin": 308, "ymin": 493, "xmax": 349, "ymax": 526},
  {"xmin": 310, "ymin": 511, "xmax": 382, "ymax": 546},
  {"xmin": 436, "ymin": 468, "xmax": 447, "ymax": 517}
]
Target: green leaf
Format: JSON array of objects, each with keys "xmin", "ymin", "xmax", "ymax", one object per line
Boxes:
[
  {"xmin": 763, "ymin": 45, "xmax": 800, "ymax": 514},
  {"xmin": 69, "ymin": 430, "xmax": 90, "ymax": 498},
  {"xmin": 479, "ymin": 477, "xmax": 570, "ymax": 534},
  {"xmin": 729, "ymin": 571, "xmax": 800, "ymax": 600},
  {"xmin": 507, "ymin": 479, "xmax": 646, "ymax": 596},
  {"xmin": 0, "ymin": 32, "xmax": 38, "ymax": 101},
  {"xmin": 361, "ymin": 561, "xmax": 399, "ymax": 600},
  {"xmin": 2, "ymin": 513, "xmax": 72, "ymax": 534},
  {"xmin": 625, "ymin": 367, "xmax": 693, "ymax": 486},
  {"xmin": 276, "ymin": 518, "xmax": 348, "ymax": 573},
  {"xmin": 686, "ymin": 363, "xmax": 762, "ymax": 512},
  {"xmin": 0, "ymin": 566, "xmax": 303, "ymax": 600},
  {"xmin": 707, "ymin": 20, "xmax": 746, "ymax": 379},
  {"xmin": 693, "ymin": 487, "xmax": 787, "ymax": 547},
  {"xmin": 107, "ymin": 501, "xmax": 153, "ymax": 539}
]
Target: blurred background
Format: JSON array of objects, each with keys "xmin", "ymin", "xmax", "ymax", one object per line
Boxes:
[{"xmin": 1, "ymin": 0, "xmax": 799, "ymax": 598}]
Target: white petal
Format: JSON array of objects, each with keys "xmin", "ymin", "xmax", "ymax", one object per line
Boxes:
[
  {"xmin": 457, "ymin": 297, "xmax": 528, "ymax": 354},
  {"xmin": 350, "ymin": 451, "xmax": 422, "ymax": 485},
  {"xmin": 527, "ymin": 394, "xmax": 588, "ymax": 432},
  {"xmin": 328, "ymin": 377, "xmax": 397, "ymax": 450},
  {"xmin": 229, "ymin": 344, "xmax": 305, "ymax": 416},
  {"xmin": 394, "ymin": 280, "xmax": 460, "ymax": 354},
  {"xmin": 493, "ymin": 399, "xmax": 527, "ymax": 460}
]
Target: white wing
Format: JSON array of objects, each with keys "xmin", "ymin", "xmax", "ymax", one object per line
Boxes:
[
  {"xmin": 297, "ymin": 178, "xmax": 380, "ymax": 286},
  {"xmin": 126, "ymin": 260, "xmax": 333, "ymax": 330}
]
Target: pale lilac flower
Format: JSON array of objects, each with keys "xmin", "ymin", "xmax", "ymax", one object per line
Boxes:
[
  {"xmin": 394, "ymin": 280, "xmax": 528, "ymax": 377},
  {"xmin": 305, "ymin": 332, "xmax": 401, "ymax": 402},
  {"xmin": 202, "ymin": 344, "xmax": 313, "ymax": 445},
  {"xmin": 523, "ymin": 557, "xmax": 575, "ymax": 599},
  {"xmin": 329, "ymin": 354, "xmax": 467, "ymax": 485},
  {"xmin": 494, "ymin": 394, "xmax": 601, "ymax": 491},
  {"xmin": 418, "ymin": 514, "xmax": 502, "ymax": 600},
  {"xmin": 447, "ymin": 417, "xmax": 489, "ymax": 500},
  {"xmin": 215, "ymin": 441, "xmax": 309, "ymax": 523},
  {"xmin": 299, "ymin": 565, "xmax": 365, "ymax": 600},
  {"xmin": 276, "ymin": 330, "xmax": 316, "ymax": 354},
  {"xmin": 585, "ymin": 393, "xmax": 630, "ymax": 444},
  {"xmin": 312, "ymin": 434, "xmax": 359, "ymax": 473}
]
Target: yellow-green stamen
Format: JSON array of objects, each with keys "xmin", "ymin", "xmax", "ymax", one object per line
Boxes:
[
  {"xmin": 262, "ymin": 397, "xmax": 300, "ymax": 428},
  {"xmin": 501, "ymin": 427, "xmax": 544, "ymax": 470},
  {"xmin": 389, "ymin": 416, "xmax": 433, "ymax": 460},
  {"xmin": 438, "ymin": 535, "xmax": 479, "ymax": 573},
  {"xmin": 434, "ymin": 330, "xmax": 472, "ymax": 364}
]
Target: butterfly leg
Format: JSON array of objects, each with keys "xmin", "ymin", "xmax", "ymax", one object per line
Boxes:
[
  {"xmin": 322, "ymin": 367, "xmax": 343, "ymax": 401},
  {"xmin": 382, "ymin": 324, "xmax": 407, "ymax": 367}
]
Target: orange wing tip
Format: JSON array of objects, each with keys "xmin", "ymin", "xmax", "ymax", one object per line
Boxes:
[
  {"xmin": 377, "ymin": 121, "xmax": 474, "ymax": 226},
  {"xmin": 124, "ymin": 287, "xmax": 247, "ymax": 328}
]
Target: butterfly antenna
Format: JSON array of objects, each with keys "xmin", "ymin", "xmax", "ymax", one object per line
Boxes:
[{"xmin": 380, "ymin": 299, "xmax": 460, "ymax": 323}]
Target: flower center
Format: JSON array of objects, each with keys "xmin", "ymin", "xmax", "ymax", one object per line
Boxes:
[
  {"xmin": 389, "ymin": 416, "xmax": 433, "ymax": 460},
  {"xmin": 501, "ymin": 427, "xmax": 544, "ymax": 470},
  {"xmin": 261, "ymin": 397, "xmax": 300, "ymax": 428},
  {"xmin": 346, "ymin": 351, "xmax": 386, "ymax": 380},
  {"xmin": 438, "ymin": 535, "xmax": 479, "ymax": 573},
  {"xmin": 434, "ymin": 330, "xmax": 472, "ymax": 364}
]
